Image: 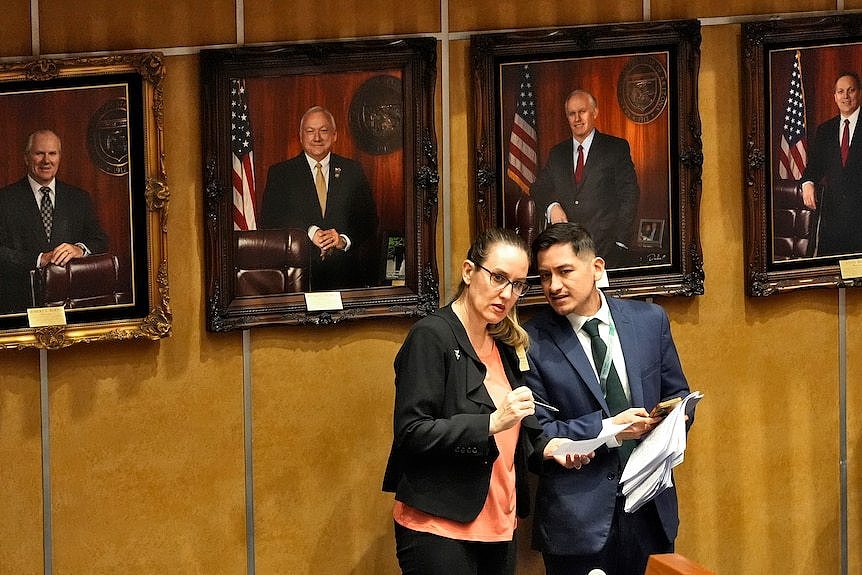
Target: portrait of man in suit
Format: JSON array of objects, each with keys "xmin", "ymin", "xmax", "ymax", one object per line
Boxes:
[
  {"xmin": 0, "ymin": 129, "xmax": 108, "ymax": 314},
  {"xmin": 259, "ymin": 106, "xmax": 378, "ymax": 291},
  {"xmin": 800, "ymin": 71, "xmax": 862, "ymax": 257},
  {"xmin": 530, "ymin": 90, "xmax": 641, "ymax": 269}
]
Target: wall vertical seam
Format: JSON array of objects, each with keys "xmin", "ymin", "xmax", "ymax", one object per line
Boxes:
[{"xmin": 39, "ymin": 349, "xmax": 52, "ymax": 575}]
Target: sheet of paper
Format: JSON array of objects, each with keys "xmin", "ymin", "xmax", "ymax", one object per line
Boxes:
[
  {"xmin": 304, "ymin": 291, "xmax": 344, "ymax": 311},
  {"xmin": 552, "ymin": 421, "xmax": 632, "ymax": 456}
]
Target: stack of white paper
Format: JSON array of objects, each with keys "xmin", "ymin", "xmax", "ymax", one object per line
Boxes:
[{"xmin": 620, "ymin": 391, "xmax": 704, "ymax": 513}]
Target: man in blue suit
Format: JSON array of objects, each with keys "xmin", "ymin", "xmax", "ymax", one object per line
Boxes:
[{"xmin": 524, "ymin": 222, "xmax": 690, "ymax": 575}]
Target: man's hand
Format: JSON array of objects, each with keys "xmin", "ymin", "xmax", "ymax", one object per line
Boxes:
[
  {"xmin": 312, "ymin": 228, "xmax": 346, "ymax": 258},
  {"xmin": 801, "ymin": 181, "xmax": 817, "ymax": 210},
  {"xmin": 40, "ymin": 242, "xmax": 84, "ymax": 267},
  {"xmin": 612, "ymin": 407, "xmax": 659, "ymax": 441},
  {"xmin": 543, "ymin": 438, "xmax": 594, "ymax": 469},
  {"xmin": 548, "ymin": 204, "xmax": 569, "ymax": 224}
]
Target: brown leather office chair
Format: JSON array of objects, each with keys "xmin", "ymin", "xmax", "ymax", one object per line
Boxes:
[
  {"xmin": 513, "ymin": 192, "xmax": 538, "ymax": 247},
  {"xmin": 504, "ymin": 187, "xmax": 538, "ymax": 248},
  {"xmin": 30, "ymin": 253, "xmax": 124, "ymax": 308},
  {"xmin": 234, "ymin": 229, "xmax": 309, "ymax": 296},
  {"xmin": 772, "ymin": 179, "xmax": 817, "ymax": 259}
]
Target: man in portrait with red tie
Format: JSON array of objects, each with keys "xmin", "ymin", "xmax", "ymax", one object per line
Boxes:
[
  {"xmin": 530, "ymin": 90, "xmax": 640, "ymax": 269},
  {"xmin": 801, "ymin": 72, "xmax": 862, "ymax": 257},
  {"xmin": 0, "ymin": 129, "xmax": 107, "ymax": 314},
  {"xmin": 259, "ymin": 106, "xmax": 377, "ymax": 291}
]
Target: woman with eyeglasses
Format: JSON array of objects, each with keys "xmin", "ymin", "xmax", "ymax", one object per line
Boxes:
[{"xmin": 382, "ymin": 227, "xmax": 593, "ymax": 575}]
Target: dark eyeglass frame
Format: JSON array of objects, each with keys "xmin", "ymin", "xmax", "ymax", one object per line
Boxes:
[{"xmin": 471, "ymin": 261, "xmax": 529, "ymax": 297}]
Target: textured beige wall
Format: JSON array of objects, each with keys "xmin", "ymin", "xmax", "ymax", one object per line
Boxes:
[
  {"xmin": 449, "ymin": 0, "xmax": 642, "ymax": 33},
  {"xmin": 0, "ymin": 1, "xmax": 860, "ymax": 574},
  {"xmin": 652, "ymin": 0, "xmax": 836, "ymax": 19}
]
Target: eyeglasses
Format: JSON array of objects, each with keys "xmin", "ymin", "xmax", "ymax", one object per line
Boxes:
[{"xmin": 472, "ymin": 261, "xmax": 530, "ymax": 297}]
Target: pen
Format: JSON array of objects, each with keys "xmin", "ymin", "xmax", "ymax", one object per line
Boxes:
[{"xmin": 532, "ymin": 395, "xmax": 560, "ymax": 412}]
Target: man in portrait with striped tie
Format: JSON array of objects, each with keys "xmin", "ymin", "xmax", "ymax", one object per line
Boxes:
[
  {"xmin": 530, "ymin": 90, "xmax": 640, "ymax": 269},
  {"xmin": 801, "ymin": 72, "xmax": 862, "ymax": 257},
  {"xmin": 259, "ymin": 106, "xmax": 377, "ymax": 291},
  {"xmin": 0, "ymin": 129, "xmax": 107, "ymax": 314}
]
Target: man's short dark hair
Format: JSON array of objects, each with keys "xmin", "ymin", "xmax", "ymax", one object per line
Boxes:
[
  {"xmin": 835, "ymin": 71, "xmax": 861, "ymax": 91},
  {"xmin": 531, "ymin": 222, "xmax": 596, "ymax": 261}
]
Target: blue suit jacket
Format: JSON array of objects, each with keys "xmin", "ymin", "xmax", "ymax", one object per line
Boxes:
[{"xmin": 524, "ymin": 296, "xmax": 690, "ymax": 556}]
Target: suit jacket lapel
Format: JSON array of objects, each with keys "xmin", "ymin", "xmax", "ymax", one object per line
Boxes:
[
  {"xmin": 848, "ymin": 118, "xmax": 862, "ymax": 166},
  {"xmin": 18, "ymin": 180, "xmax": 48, "ymax": 247},
  {"xmin": 51, "ymin": 183, "xmax": 68, "ymax": 242},
  {"xmin": 608, "ymin": 298, "xmax": 644, "ymax": 408},
  {"xmin": 581, "ymin": 131, "xmax": 609, "ymax": 187},
  {"xmin": 440, "ymin": 306, "xmax": 496, "ymax": 411},
  {"xmin": 327, "ymin": 155, "xmax": 343, "ymax": 214},
  {"xmin": 545, "ymin": 311, "xmax": 609, "ymax": 413}
]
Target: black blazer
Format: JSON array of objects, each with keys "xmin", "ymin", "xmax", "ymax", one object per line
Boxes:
[
  {"xmin": 382, "ymin": 305, "xmax": 550, "ymax": 523},
  {"xmin": 259, "ymin": 153, "xmax": 378, "ymax": 290},
  {"xmin": 0, "ymin": 177, "xmax": 108, "ymax": 313},
  {"xmin": 530, "ymin": 131, "xmax": 640, "ymax": 267}
]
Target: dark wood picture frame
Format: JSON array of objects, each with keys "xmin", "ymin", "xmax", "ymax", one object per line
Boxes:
[
  {"xmin": 742, "ymin": 15, "xmax": 862, "ymax": 296},
  {"xmin": 471, "ymin": 19, "xmax": 704, "ymax": 304},
  {"xmin": 0, "ymin": 53, "xmax": 171, "ymax": 349},
  {"xmin": 201, "ymin": 38, "xmax": 438, "ymax": 330}
]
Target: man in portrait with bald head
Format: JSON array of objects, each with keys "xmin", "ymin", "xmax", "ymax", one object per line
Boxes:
[
  {"xmin": 260, "ymin": 106, "xmax": 378, "ymax": 291},
  {"xmin": 531, "ymin": 90, "xmax": 640, "ymax": 269},
  {"xmin": 0, "ymin": 129, "xmax": 108, "ymax": 314}
]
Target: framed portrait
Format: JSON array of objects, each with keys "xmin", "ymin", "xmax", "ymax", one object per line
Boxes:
[
  {"xmin": 471, "ymin": 19, "xmax": 704, "ymax": 303},
  {"xmin": 0, "ymin": 53, "xmax": 171, "ymax": 349},
  {"xmin": 638, "ymin": 219, "xmax": 665, "ymax": 249},
  {"xmin": 742, "ymin": 15, "xmax": 862, "ymax": 296},
  {"xmin": 201, "ymin": 38, "xmax": 439, "ymax": 330}
]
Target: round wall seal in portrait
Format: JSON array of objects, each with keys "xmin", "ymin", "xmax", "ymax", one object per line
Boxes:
[
  {"xmin": 349, "ymin": 75, "xmax": 403, "ymax": 155},
  {"xmin": 616, "ymin": 55, "xmax": 668, "ymax": 124},
  {"xmin": 88, "ymin": 97, "xmax": 129, "ymax": 176}
]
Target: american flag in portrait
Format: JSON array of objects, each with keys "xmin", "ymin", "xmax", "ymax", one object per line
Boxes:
[
  {"xmin": 231, "ymin": 78, "xmax": 258, "ymax": 230},
  {"xmin": 507, "ymin": 64, "xmax": 538, "ymax": 193},
  {"xmin": 777, "ymin": 50, "xmax": 807, "ymax": 180}
]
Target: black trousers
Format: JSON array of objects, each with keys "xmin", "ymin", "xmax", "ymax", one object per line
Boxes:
[
  {"xmin": 542, "ymin": 497, "xmax": 672, "ymax": 575},
  {"xmin": 394, "ymin": 521, "xmax": 517, "ymax": 575}
]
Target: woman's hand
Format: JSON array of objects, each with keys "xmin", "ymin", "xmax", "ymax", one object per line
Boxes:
[{"xmin": 489, "ymin": 386, "xmax": 536, "ymax": 435}]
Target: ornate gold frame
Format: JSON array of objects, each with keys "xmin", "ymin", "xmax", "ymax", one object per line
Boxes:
[{"xmin": 0, "ymin": 53, "xmax": 171, "ymax": 349}]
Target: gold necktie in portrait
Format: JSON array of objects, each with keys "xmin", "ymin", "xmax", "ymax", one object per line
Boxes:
[{"xmin": 315, "ymin": 162, "xmax": 327, "ymax": 216}]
